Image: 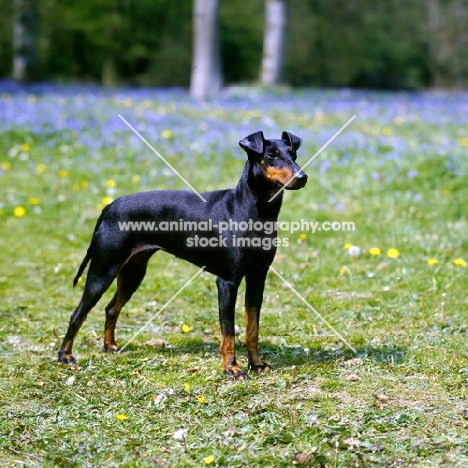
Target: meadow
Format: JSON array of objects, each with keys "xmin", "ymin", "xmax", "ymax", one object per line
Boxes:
[{"xmin": 1, "ymin": 82, "xmax": 468, "ymax": 467}]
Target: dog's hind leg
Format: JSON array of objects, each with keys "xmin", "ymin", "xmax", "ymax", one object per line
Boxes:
[
  {"xmin": 58, "ymin": 258, "xmax": 119, "ymax": 364},
  {"xmin": 104, "ymin": 249, "xmax": 157, "ymax": 352}
]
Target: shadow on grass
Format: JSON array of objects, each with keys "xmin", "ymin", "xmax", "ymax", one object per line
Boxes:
[{"xmin": 116, "ymin": 338, "xmax": 407, "ymax": 369}]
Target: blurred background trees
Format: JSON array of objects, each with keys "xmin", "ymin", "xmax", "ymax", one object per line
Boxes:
[{"xmin": 0, "ymin": 0, "xmax": 467, "ymax": 89}]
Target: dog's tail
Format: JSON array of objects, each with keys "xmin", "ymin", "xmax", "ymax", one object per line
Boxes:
[{"xmin": 73, "ymin": 209, "xmax": 106, "ymax": 287}]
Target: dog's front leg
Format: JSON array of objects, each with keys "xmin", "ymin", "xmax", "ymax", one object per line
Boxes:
[
  {"xmin": 244, "ymin": 268, "xmax": 271, "ymax": 373},
  {"xmin": 216, "ymin": 277, "xmax": 246, "ymax": 380}
]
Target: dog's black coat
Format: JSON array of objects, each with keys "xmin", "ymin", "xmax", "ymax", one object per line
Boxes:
[{"xmin": 58, "ymin": 131, "xmax": 307, "ymax": 379}]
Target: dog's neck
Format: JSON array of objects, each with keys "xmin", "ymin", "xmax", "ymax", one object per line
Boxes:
[{"xmin": 235, "ymin": 161, "xmax": 284, "ymax": 220}]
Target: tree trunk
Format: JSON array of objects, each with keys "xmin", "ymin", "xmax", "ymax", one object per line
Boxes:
[
  {"xmin": 260, "ymin": 0, "xmax": 288, "ymax": 86},
  {"xmin": 13, "ymin": 0, "xmax": 39, "ymax": 82},
  {"xmin": 190, "ymin": 0, "xmax": 222, "ymax": 99}
]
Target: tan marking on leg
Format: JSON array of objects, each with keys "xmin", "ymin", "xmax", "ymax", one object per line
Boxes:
[
  {"xmin": 244, "ymin": 305, "xmax": 263, "ymax": 367},
  {"xmin": 220, "ymin": 333, "xmax": 245, "ymax": 378}
]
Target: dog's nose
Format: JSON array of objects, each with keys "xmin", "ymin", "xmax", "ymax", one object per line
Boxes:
[{"xmin": 294, "ymin": 172, "xmax": 308, "ymax": 185}]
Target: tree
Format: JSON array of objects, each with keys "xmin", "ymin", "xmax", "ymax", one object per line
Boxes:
[
  {"xmin": 260, "ymin": 0, "xmax": 288, "ymax": 86},
  {"xmin": 190, "ymin": 0, "xmax": 222, "ymax": 99},
  {"xmin": 13, "ymin": 0, "xmax": 39, "ymax": 81}
]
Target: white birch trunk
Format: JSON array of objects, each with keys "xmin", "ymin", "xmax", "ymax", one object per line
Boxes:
[
  {"xmin": 190, "ymin": 0, "xmax": 222, "ymax": 99},
  {"xmin": 13, "ymin": 0, "xmax": 39, "ymax": 82},
  {"xmin": 261, "ymin": 0, "xmax": 288, "ymax": 86}
]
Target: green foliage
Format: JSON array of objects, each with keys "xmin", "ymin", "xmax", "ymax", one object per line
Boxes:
[{"xmin": 0, "ymin": 0, "xmax": 466, "ymax": 87}]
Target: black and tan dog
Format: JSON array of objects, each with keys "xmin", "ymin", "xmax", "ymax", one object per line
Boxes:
[{"xmin": 58, "ymin": 131, "xmax": 307, "ymax": 379}]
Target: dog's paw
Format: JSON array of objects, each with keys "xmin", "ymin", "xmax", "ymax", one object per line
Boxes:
[
  {"xmin": 248, "ymin": 361, "xmax": 272, "ymax": 374},
  {"xmin": 103, "ymin": 344, "xmax": 120, "ymax": 353},
  {"xmin": 58, "ymin": 352, "xmax": 77, "ymax": 365},
  {"xmin": 225, "ymin": 365, "xmax": 248, "ymax": 380}
]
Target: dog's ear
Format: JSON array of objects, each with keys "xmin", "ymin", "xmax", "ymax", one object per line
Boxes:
[
  {"xmin": 281, "ymin": 131, "xmax": 303, "ymax": 151},
  {"xmin": 239, "ymin": 131, "xmax": 265, "ymax": 155}
]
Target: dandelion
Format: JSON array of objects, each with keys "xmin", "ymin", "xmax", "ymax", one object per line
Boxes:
[
  {"xmin": 181, "ymin": 323, "xmax": 191, "ymax": 333},
  {"xmin": 348, "ymin": 245, "xmax": 361, "ymax": 257},
  {"xmin": 173, "ymin": 428, "xmax": 188, "ymax": 441},
  {"xmin": 184, "ymin": 383, "xmax": 191, "ymax": 392},
  {"xmin": 161, "ymin": 129, "xmax": 173, "ymax": 139},
  {"xmin": 21, "ymin": 143, "xmax": 30, "ymax": 151},
  {"xmin": 382, "ymin": 127, "xmax": 392, "ymax": 135},
  {"xmin": 58, "ymin": 170, "xmax": 68, "ymax": 178},
  {"xmin": 131, "ymin": 175, "xmax": 141, "ymax": 184},
  {"xmin": 28, "ymin": 197, "xmax": 40, "ymax": 205},
  {"xmin": 427, "ymin": 259, "xmax": 439, "ymax": 265},
  {"xmin": 37, "ymin": 163, "xmax": 45, "ymax": 173},
  {"xmin": 299, "ymin": 233, "xmax": 307, "ymax": 241},
  {"xmin": 1, "ymin": 161, "xmax": 11, "ymax": 170},
  {"xmin": 197, "ymin": 396, "xmax": 207, "ymax": 404},
  {"xmin": 340, "ymin": 266, "xmax": 351, "ymax": 275},
  {"xmin": 203, "ymin": 455, "xmax": 215, "ymax": 465},
  {"xmin": 453, "ymin": 258, "xmax": 467, "ymax": 267},
  {"xmin": 369, "ymin": 247, "xmax": 381, "ymax": 256},
  {"xmin": 344, "ymin": 243, "xmax": 352, "ymax": 250},
  {"xmin": 77, "ymin": 277, "xmax": 84, "ymax": 285},
  {"xmin": 81, "ymin": 180, "xmax": 88, "ymax": 189},
  {"xmin": 387, "ymin": 248, "xmax": 400, "ymax": 259},
  {"xmin": 116, "ymin": 413, "xmax": 128, "ymax": 421},
  {"xmin": 458, "ymin": 138, "xmax": 468, "ymax": 147},
  {"xmin": 14, "ymin": 206, "xmax": 26, "ymax": 217},
  {"xmin": 102, "ymin": 196, "xmax": 113, "ymax": 206},
  {"xmin": 106, "ymin": 179, "xmax": 116, "ymax": 188}
]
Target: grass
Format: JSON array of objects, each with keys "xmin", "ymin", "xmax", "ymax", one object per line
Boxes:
[{"xmin": 1, "ymin": 86, "xmax": 468, "ymax": 466}]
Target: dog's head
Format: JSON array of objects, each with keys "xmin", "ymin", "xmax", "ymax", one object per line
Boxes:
[{"xmin": 239, "ymin": 131, "xmax": 307, "ymax": 190}]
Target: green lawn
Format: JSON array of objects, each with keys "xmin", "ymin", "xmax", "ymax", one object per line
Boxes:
[{"xmin": 1, "ymin": 87, "xmax": 468, "ymax": 466}]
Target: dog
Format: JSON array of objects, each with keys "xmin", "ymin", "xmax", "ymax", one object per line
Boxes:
[{"xmin": 58, "ymin": 131, "xmax": 307, "ymax": 379}]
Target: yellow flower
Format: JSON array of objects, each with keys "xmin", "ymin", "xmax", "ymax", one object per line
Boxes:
[
  {"xmin": 197, "ymin": 396, "xmax": 207, "ymax": 404},
  {"xmin": 81, "ymin": 180, "xmax": 88, "ymax": 189},
  {"xmin": 116, "ymin": 413, "xmax": 128, "ymax": 421},
  {"xmin": 427, "ymin": 259, "xmax": 439, "ymax": 265},
  {"xmin": 1, "ymin": 161, "xmax": 11, "ymax": 170},
  {"xmin": 299, "ymin": 233, "xmax": 307, "ymax": 241},
  {"xmin": 181, "ymin": 323, "xmax": 191, "ymax": 333},
  {"xmin": 344, "ymin": 243, "xmax": 352, "ymax": 250},
  {"xmin": 21, "ymin": 143, "xmax": 30, "ymax": 151},
  {"xmin": 97, "ymin": 203, "xmax": 104, "ymax": 210},
  {"xmin": 28, "ymin": 197, "xmax": 40, "ymax": 205},
  {"xmin": 458, "ymin": 137, "xmax": 468, "ymax": 147},
  {"xmin": 58, "ymin": 170, "xmax": 68, "ymax": 178},
  {"xmin": 131, "ymin": 175, "xmax": 141, "ymax": 184},
  {"xmin": 382, "ymin": 127, "xmax": 392, "ymax": 135},
  {"xmin": 14, "ymin": 206, "xmax": 26, "ymax": 217},
  {"xmin": 102, "ymin": 196, "xmax": 113, "ymax": 206},
  {"xmin": 37, "ymin": 163, "xmax": 45, "ymax": 173},
  {"xmin": 369, "ymin": 247, "xmax": 381, "ymax": 256},
  {"xmin": 387, "ymin": 248, "xmax": 400, "ymax": 259},
  {"xmin": 161, "ymin": 129, "xmax": 172, "ymax": 139},
  {"xmin": 106, "ymin": 179, "xmax": 116, "ymax": 188},
  {"xmin": 77, "ymin": 277, "xmax": 84, "ymax": 284},
  {"xmin": 340, "ymin": 266, "xmax": 351, "ymax": 275},
  {"xmin": 184, "ymin": 383, "xmax": 191, "ymax": 392},
  {"xmin": 203, "ymin": 455, "xmax": 215, "ymax": 465},
  {"xmin": 453, "ymin": 258, "xmax": 467, "ymax": 267}
]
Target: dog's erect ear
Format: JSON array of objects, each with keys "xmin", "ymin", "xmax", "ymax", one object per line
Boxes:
[
  {"xmin": 281, "ymin": 131, "xmax": 303, "ymax": 151},
  {"xmin": 239, "ymin": 131, "xmax": 265, "ymax": 155}
]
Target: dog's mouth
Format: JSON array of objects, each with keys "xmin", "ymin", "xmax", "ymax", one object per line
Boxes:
[{"xmin": 283, "ymin": 175, "xmax": 308, "ymax": 190}]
